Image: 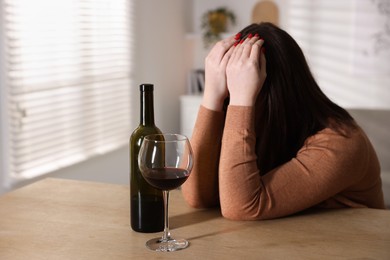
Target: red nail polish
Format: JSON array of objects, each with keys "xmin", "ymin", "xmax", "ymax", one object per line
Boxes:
[
  {"xmin": 248, "ymin": 33, "xmax": 253, "ymax": 39},
  {"xmin": 234, "ymin": 33, "xmax": 241, "ymax": 40},
  {"xmin": 234, "ymin": 41, "xmax": 239, "ymax": 46},
  {"xmin": 239, "ymin": 39, "xmax": 244, "ymax": 44},
  {"xmin": 254, "ymin": 33, "xmax": 259, "ymax": 38}
]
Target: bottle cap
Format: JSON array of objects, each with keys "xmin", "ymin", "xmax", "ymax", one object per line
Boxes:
[{"xmin": 140, "ymin": 84, "xmax": 154, "ymax": 91}]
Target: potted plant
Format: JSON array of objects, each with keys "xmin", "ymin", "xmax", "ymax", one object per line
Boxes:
[{"xmin": 201, "ymin": 7, "xmax": 236, "ymax": 48}]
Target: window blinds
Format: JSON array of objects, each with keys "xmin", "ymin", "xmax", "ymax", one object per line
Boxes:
[
  {"xmin": 1, "ymin": 0, "xmax": 134, "ymax": 179},
  {"xmin": 287, "ymin": 0, "xmax": 390, "ymax": 108}
]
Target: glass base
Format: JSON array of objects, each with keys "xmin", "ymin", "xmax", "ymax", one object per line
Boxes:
[{"xmin": 145, "ymin": 237, "xmax": 189, "ymax": 252}]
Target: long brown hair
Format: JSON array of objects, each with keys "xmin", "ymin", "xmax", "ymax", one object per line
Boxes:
[{"xmin": 239, "ymin": 23, "xmax": 355, "ymax": 173}]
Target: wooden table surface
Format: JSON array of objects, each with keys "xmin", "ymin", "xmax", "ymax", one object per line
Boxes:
[{"xmin": 0, "ymin": 178, "xmax": 389, "ymax": 260}]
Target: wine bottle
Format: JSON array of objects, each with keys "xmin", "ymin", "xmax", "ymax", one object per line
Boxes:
[{"xmin": 130, "ymin": 84, "xmax": 164, "ymax": 232}]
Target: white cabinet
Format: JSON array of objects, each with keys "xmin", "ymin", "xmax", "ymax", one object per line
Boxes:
[{"xmin": 180, "ymin": 95, "xmax": 202, "ymax": 138}]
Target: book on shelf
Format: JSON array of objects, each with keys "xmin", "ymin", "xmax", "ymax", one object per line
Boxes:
[{"xmin": 187, "ymin": 69, "xmax": 205, "ymax": 95}]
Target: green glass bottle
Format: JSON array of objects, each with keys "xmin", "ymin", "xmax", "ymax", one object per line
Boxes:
[{"xmin": 130, "ymin": 84, "xmax": 164, "ymax": 232}]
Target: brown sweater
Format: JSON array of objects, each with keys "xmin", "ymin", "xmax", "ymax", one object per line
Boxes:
[{"xmin": 181, "ymin": 105, "xmax": 385, "ymax": 220}]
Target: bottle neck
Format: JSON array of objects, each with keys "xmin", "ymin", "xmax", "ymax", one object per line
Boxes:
[{"xmin": 140, "ymin": 90, "xmax": 155, "ymax": 126}]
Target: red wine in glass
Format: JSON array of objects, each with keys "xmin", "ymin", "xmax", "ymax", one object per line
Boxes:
[
  {"xmin": 143, "ymin": 167, "xmax": 190, "ymax": 191},
  {"xmin": 138, "ymin": 133, "xmax": 193, "ymax": 252}
]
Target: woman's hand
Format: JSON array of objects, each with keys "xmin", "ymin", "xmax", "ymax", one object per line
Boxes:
[
  {"xmin": 202, "ymin": 36, "xmax": 236, "ymax": 111},
  {"xmin": 226, "ymin": 35, "xmax": 266, "ymax": 107}
]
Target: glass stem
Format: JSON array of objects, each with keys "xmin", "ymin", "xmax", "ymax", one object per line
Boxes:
[{"xmin": 162, "ymin": 190, "xmax": 171, "ymax": 241}]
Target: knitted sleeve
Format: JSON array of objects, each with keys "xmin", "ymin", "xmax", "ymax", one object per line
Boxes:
[
  {"xmin": 181, "ymin": 105, "xmax": 225, "ymax": 208},
  {"xmin": 218, "ymin": 105, "xmax": 383, "ymax": 220}
]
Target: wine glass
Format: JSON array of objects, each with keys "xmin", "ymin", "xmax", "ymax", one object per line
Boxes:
[{"xmin": 138, "ymin": 133, "xmax": 193, "ymax": 252}]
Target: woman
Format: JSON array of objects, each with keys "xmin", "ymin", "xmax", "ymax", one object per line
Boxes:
[{"xmin": 181, "ymin": 23, "xmax": 385, "ymax": 220}]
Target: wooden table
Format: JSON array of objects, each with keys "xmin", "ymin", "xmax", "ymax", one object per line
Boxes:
[{"xmin": 0, "ymin": 178, "xmax": 389, "ymax": 260}]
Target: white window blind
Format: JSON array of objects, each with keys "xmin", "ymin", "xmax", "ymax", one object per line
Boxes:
[
  {"xmin": 1, "ymin": 0, "xmax": 134, "ymax": 180},
  {"xmin": 286, "ymin": 0, "xmax": 390, "ymax": 108}
]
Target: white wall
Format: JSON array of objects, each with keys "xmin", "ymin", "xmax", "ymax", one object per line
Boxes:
[{"xmin": 134, "ymin": 0, "xmax": 187, "ymax": 134}]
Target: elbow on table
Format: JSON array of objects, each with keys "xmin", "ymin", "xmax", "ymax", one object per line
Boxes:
[
  {"xmin": 181, "ymin": 190, "xmax": 218, "ymax": 209},
  {"xmin": 220, "ymin": 196, "xmax": 274, "ymax": 221},
  {"xmin": 220, "ymin": 205, "xmax": 265, "ymax": 221}
]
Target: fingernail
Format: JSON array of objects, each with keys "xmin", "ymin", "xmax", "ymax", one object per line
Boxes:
[
  {"xmin": 234, "ymin": 41, "xmax": 239, "ymax": 47},
  {"xmin": 239, "ymin": 39, "xmax": 244, "ymax": 44},
  {"xmin": 248, "ymin": 33, "xmax": 253, "ymax": 39},
  {"xmin": 254, "ymin": 33, "xmax": 259, "ymax": 38},
  {"xmin": 234, "ymin": 33, "xmax": 241, "ymax": 40}
]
